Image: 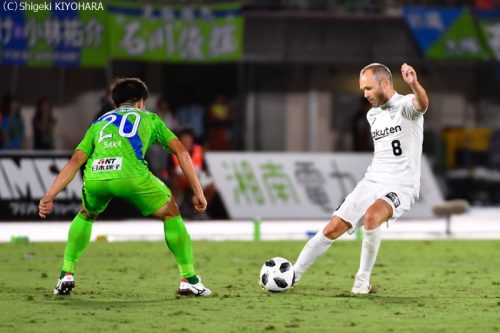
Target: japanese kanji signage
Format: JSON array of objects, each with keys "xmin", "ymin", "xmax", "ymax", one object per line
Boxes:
[
  {"xmin": 0, "ymin": 2, "xmax": 243, "ymax": 66},
  {"xmin": 206, "ymin": 153, "xmax": 443, "ymax": 220},
  {"xmin": 0, "ymin": 2, "xmax": 107, "ymax": 67},
  {"xmin": 107, "ymin": 2, "xmax": 243, "ymax": 62}
]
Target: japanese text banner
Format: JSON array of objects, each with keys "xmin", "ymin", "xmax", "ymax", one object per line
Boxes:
[
  {"xmin": 108, "ymin": 2, "xmax": 243, "ymax": 62},
  {"xmin": 206, "ymin": 153, "xmax": 442, "ymax": 220},
  {"xmin": 0, "ymin": 2, "xmax": 107, "ymax": 67}
]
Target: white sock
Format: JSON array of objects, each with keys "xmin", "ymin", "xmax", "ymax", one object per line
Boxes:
[
  {"xmin": 293, "ymin": 231, "xmax": 334, "ymax": 282},
  {"xmin": 355, "ymin": 227, "xmax": 382, "ymax": 283}
]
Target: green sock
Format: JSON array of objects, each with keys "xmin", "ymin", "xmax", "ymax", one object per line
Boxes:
[
  {"xmin": 186, "ymin": 276, "xmax": 199, "ymax": 284},
  {"xmin": 163, "ymin": 215, "xmax": 196, "ymax": 279},
  {"xmin": 61, "ymin": 212, "xmax": 94, "ymax": 274}
]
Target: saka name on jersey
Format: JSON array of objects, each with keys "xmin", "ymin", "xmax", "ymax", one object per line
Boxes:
[
  {"xmin": 76, "ymin": 106, "xmax": 177, "ymax": 180},
  {"xmin": 364, "ymin": 92, "xmax": 425, "ymax": 191}
]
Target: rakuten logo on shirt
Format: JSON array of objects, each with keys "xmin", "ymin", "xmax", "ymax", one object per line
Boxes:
[{"xmin": 371, "ymin": 125, "xmax": 402, "ymax": 141}]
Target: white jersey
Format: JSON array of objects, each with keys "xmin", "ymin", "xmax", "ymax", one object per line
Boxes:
[{"xmin": 364, "ymin": 92, "xmax": 425, "ymax": 192}]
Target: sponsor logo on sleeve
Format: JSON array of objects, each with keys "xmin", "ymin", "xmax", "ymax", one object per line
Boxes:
[{"xmin": 91, "ymin": 157, "xmax": 123, "ymax": 172}]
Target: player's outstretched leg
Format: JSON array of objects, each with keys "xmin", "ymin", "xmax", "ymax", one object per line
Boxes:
[
  {"xmin": 163, "ymin": 215, "xmax": 212, "ymax": 297},
  {"xmin": 352, "ymin": 227, "xmax": 381, "ymax": 294},
  {"xmin": 293, "ymin": 231, "xmax": 334, "ymax": 284},
  {"xmin": 293, "ymin": 216, "xmax": 350, "ymax": 284},
  {"xmin": 53, "ymin": 212, "xmax": 94, "ymax": 296}
]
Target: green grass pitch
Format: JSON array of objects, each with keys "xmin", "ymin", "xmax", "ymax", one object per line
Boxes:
[{"xmin": 1, "ymin": 240, "xmax": 499, "ymax": 332}]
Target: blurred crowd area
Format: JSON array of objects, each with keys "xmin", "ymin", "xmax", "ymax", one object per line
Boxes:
[
  {"xmin": 0, "ymin": 95, "xmax": 56, "ymax": 151},
  {"xmin": 0, "ymin": 90, "xmax": 235, "ymax": 149}
]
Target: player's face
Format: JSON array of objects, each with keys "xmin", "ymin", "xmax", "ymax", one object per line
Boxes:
[{"xmin": 359, "ymin": 71, "xmax": 387, "ymax": 107}]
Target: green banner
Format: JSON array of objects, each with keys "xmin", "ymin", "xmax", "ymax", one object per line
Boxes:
[
  {"xmin": 107, "ymin": 2, "xmax": 243, "ymax": 62},
  {"xmin": 427, "ymin": 9, "xmax": 491, "ymax": 59}
]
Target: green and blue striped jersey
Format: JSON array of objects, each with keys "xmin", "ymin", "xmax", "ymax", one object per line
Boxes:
[{"xmin": 76, "ymin": 106, "xmax": 177, "ymax": 180}]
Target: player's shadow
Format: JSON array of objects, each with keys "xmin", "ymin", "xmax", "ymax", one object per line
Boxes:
[
  {"xmin": 335, "ymin": 294, "xmax": 420, "ymax": 304},
  {"xmin": 291, "ymin": 289, "xmax": 430, "ymax": 305},
  {"xmin": 332, "ymin": 293, "xmax": 467, "ymax": 306},
  {"xmin": 43, "ymin": 293, "xmax": 210, "ymax": 308},
  {"xmin": 45, "ymin": 296, "xmax": 166, "ymax": 307}
]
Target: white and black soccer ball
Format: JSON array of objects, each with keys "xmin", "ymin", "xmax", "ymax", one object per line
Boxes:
[{"xmin": 259, "ymin": 257, "xmax": 295, "ymax": 292}]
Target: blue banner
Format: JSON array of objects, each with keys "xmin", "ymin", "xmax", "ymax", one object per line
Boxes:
[
  {"xmin": 403, "ymin": 7, "xmax": 462, "ymax": 53},
  {"xmin": 0, "ymin": 1, "xmax": 105, "ymax": 67}
]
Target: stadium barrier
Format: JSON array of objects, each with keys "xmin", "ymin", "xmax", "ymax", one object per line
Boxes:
[{"xmin": 0, "ymin": 151, "xmax": 141, "ymax": 221}]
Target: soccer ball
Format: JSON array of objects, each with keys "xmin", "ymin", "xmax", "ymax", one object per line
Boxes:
[{"xmin": 259, "ymin": 257, "xmax": 295, "ymax": 292}]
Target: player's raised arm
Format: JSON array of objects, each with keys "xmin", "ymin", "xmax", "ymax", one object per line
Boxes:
[
  {"xmin": 167, "ymin": 139, "xmax": 207, "ymax": 213},
  {"xmin": 38, "ymin": 150, "xmax": 88, "ymax": 218},
  {"xmin": 401, "ymin": 63, "xmax": 429, "ymax": 113}
]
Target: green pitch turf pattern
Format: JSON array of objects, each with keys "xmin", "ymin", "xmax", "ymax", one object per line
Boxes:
[{"xmin": 1, "ymin": 240, "xmax": 499, "ymax": 332}]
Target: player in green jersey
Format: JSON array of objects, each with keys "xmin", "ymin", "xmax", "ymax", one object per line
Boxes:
[{"xmin": 38, "ymin": 78, "xmax": 212, "ymax": 297}]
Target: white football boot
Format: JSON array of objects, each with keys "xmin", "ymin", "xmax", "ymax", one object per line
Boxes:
[
  {"xmin": 351, "ymin": 276, "xmax": 372, "ymax": 295},
  {"xmin": 53, "ymin": 274, "xmax": 75, "ymax": 296},
  {"xmin": 178, "ymin": 276, "xmax": 212, "ymax": 297}
]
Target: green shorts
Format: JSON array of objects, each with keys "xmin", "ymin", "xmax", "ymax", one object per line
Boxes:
[{"xmin": 82, "ymin": 172, "xmax": 172, "ymax": 216}]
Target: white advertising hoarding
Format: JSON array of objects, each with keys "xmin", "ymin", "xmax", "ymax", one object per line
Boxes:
[{"xmin": 206, "ymin": 153, "xmax": 443, "ymax": 220}]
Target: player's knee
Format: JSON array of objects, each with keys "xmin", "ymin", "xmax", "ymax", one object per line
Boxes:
[
  {"xmin": 153, "ymin": 197, "xmax": 180, "ymax": 221},
  {"xmin": 80, "ymin": 209, "xmax": 98, "ymax": 221},
  {"xmin": 323, "ymin": 218, "xmax": 350, "ymax": 239},
  {"xmin": 157, "ymin": 207, "xmax": 177, "ymax": 221},
  {"xmin": 363, "ymin": 212, "xmax": 382, "ymax": 230},
  {"xmin": 162, "ymin": 212, "xmax": 178, "ymax": 221}
]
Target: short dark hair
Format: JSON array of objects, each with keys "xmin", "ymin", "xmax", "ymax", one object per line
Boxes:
[
  {"xmin": 111, "ymin": 78, "xmax": 149, "ymax": 107},
  {"xmin": 360, "ymin": 63, "xmax": 393, "ymax": 85}
]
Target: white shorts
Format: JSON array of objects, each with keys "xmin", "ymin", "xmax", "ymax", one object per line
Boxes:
[{"xmin": 333, "ymin": 178, "xmax": 416, "ymax": 233}]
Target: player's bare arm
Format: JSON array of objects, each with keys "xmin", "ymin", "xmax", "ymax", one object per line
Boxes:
[
  {"xmin": 167, "ymin": 139, "xmax": 207, "ymax": 212},
  {"xmin": 401, "ymin": 63, "xmax": 429, "ymax": 113},
  {"xmin": 38, "ymin": 150, "xmax": 89, "ymax": 218}
]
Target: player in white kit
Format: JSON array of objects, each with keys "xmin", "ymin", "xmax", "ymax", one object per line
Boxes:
[{"xmin": 293, "ymin": 63, "xmax": 429, "ymax": 294}]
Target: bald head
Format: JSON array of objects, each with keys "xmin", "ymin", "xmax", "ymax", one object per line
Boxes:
[{"xmin": 360, "ymin": 63, "xmax": 393, "ymax": 86}]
